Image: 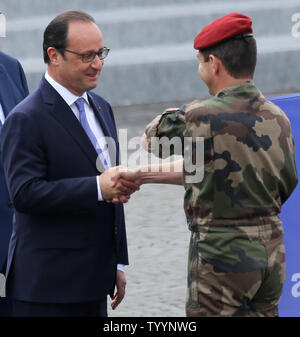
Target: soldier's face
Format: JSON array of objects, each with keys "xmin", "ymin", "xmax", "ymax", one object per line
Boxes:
[{"xmin": 197, "ymin": 52, "xmax": 213, "ymax": 94}]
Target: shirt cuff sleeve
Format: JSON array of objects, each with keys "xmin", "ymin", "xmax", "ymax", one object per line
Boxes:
[
  {"xmin": 117, "ymin": 264, "xmax": 125, "ymax": 272},
  {"xmin": 96, "ymin": 176, "xmax": 103, "ymax": 201}
]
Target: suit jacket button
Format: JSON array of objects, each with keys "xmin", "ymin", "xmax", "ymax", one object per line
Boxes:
[
  {"xmin": 114, "ymin": 227, "xmax": 118, "ymax": 235},
  {"xmin": 8, "ymin": 202, "xmax": 13, "ymax": 208}
]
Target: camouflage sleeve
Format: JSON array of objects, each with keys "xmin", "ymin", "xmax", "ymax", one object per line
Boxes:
[{"xmin": 144, "ymin": 107, "xmax": 186, "ymax": 158}]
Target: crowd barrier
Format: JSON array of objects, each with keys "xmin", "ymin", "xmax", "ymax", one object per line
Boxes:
[{"xmin": 269, "ymin": 93, "xmax": 300, "ymax": 317}]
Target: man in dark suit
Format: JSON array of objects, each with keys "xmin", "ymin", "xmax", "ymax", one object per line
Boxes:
[
  {"xmin": 0, "ymin": 50, "xmax": 29, "ymax": 316},
  {"xmin": 0, "ymin": 10, "xmax": 137, "ymax": 317}
]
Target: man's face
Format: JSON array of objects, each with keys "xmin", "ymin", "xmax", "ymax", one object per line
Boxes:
[
  {"xmin": 57, "ymin": 21, "xmax": 104, "ymax": 96},
  {"xmin": 197, "ymin": 52, "xmax": 214, "ymax": 95}
]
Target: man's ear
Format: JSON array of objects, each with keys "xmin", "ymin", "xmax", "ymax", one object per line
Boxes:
[
  {"xmin": 47, "ymin": 47, "xmax": 61, "ymax": 66},
  {"xmin": 209, "ymin": 54, "xmax": 221, "ymax": 75}
]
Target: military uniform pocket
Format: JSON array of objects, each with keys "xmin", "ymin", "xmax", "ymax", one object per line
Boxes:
[{"xmin": 197, "ymin": 226, "xmax": 268, "ymax": 274}]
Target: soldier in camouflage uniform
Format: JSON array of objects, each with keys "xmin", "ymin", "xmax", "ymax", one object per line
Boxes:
[
  {"xmin": 116, "ymin": 13, "xmax": 298, "ymax": 316},
  {"xmin": 144, "ymin": 80, "xmax": 298, "ymax": 316}
]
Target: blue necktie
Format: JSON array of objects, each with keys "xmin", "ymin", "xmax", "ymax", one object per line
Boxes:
[{"xmin": 75, "ymin": 98, "xmax": 109, "ymax": 169}]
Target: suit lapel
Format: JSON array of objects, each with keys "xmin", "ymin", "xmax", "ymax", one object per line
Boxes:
[
  {"xmin": 88, "ymin": 95, "xmax": 122, "ymax": 224},
  {"xmin": 40, "ymin": 78, "xmax": 100, "ymax": 169},
  {"xmin": 88, "ymin": 94, "xmax": 113, "ymax": 139},
  {"xmin": 88, "ymin": 93, "xmax": 118, "ymax": 167}
]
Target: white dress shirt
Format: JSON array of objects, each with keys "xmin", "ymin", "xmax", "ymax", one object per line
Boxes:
[{"xmin": 45, "ymin": 72, "xmax": 124, "ymax": 273}]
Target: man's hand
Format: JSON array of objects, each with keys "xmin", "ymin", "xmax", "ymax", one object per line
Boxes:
[
  {"xmin": 109, "ymin": 168, "xmax": 142, "ymax": 203},
  {"xmin": 111, "ymin": 270, "xmax": 126, "ymax": 310},
  {"xmin": 99, "ymin": 166, "xmax": 140, "ymax": 202}
]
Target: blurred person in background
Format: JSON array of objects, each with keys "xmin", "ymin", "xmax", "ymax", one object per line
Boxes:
[{"xmin": 0, "ymin": 48, "xmax": 29, "ymax": 316}]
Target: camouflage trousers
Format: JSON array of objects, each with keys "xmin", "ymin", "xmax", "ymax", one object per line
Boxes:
[{"xmin": 186, "ymin": 221, "xmax": 285, "ymax": 317}]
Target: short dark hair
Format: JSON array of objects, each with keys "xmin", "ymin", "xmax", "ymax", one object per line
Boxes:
[
  {"xmin": 43, "ymin": 10, "xmax": 95, "ymax": 64},
  {"xmin": 200, "ymin": 36, "xmax": 257, "ymax": 78}
]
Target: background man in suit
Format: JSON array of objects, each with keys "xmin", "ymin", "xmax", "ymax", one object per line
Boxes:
[
  {"xmin": 0, "ymin": 50, "xmax": 29, "ymax": 316},
  {"xmin": 0, "ymin": 10, "xmax": 138, "ymax": 317}
]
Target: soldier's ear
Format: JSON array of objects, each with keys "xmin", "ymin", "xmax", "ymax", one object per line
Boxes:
[{"xmin": 209, "ymin": 55, "xmax": 221, "ymax": 75}]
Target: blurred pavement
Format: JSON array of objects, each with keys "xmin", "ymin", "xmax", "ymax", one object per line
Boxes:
[{"xmin": 108, "ymin": 100, "xmax": 189, "ymax": 317}]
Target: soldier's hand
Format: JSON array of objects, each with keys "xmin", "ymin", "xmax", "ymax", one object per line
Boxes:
[
  {"xmin": 99, "ymin": 166, "xmax": 140, "ymax": 202},
  {"xmin": 112, "ymin": 167, "xmax": 142, "ymax": 187}
]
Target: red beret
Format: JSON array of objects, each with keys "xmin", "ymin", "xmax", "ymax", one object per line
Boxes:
[{"xmin": 194, "ymin": 13, "xmax": 253, "ymax": 50}]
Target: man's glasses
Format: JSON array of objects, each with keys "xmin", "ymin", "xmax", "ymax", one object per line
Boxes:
[{"xmin": 63, "ymin": 47, "xmax": 110, "ymax": 63}]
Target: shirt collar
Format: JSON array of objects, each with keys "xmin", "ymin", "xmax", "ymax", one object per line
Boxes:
[
  {"xmin": 45, "ymin": 71, "xmax": 89, "ymax": 106},
  {"xmin": 215, "ymin": 80, "xmax": 256, "ymax": 98}
]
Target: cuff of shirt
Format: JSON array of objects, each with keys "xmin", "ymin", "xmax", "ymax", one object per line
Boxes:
[
  {"xmin": 96, "ymin": 176, "xmax": 103, "ymax": 201},
  {"xmin": 117, "ymin": 264, "xmax": 125, "ymax": 272}
]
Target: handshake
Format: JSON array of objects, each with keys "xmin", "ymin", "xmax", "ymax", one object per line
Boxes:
[
  {"xmin": 99, "ymin": 166, "xmax": 142, "ymax": 203},
  {"xmin": 99, "ymin": 160, "xmax": 184, "ymax": 203}
]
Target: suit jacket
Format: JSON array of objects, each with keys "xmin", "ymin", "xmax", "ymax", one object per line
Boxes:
[
  {"xmin": 0, "ymin": 51, "xmax": 29, "ymax": 272},
  {"xmin": 0, "ymin": 77, "xmax": 128, "ymax": 303}
]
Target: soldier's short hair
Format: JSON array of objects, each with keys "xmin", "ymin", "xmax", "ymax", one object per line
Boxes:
[
  {"xmin": 43, "ymin": 10, "xmax": 95, "ymax": 64},
  {"xmin": 200, "ymin": 36, "xmax": 257, "ymax": 79}
]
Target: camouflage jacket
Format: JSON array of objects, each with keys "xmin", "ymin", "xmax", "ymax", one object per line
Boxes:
[{"xmin": 145, "ymin": 81, "xmax": 298, "ymax": 229}]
